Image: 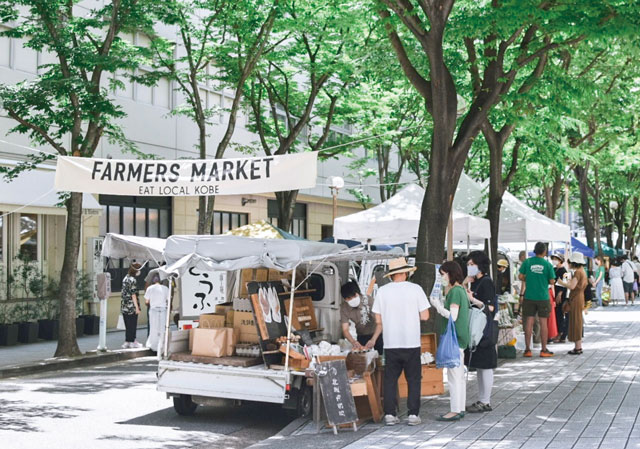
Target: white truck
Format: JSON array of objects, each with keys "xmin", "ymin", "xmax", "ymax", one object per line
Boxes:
[{"xmin": 102, "ymin": 233, "xmax": 398, "ymax": 417}]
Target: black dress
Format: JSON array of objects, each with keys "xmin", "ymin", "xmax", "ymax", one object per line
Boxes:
[{"xmin": 464, "ymin": 276, "xmax": 497, "ymax": 369}]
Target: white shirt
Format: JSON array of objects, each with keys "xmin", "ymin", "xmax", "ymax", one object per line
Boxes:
[
  {"xmin": 371, "ymin": 281, "xmax": 430, "ymax": 349},
  {"xmin": 622, "ymin": 261, "xmax": 635, "ymax": 283},
  {"xmin": 144, "ymin": 284, "xmax": 170, "ymax": 309}
]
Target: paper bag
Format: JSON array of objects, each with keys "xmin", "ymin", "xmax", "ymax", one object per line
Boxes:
[
  {"xmin": 224, "ymin": 327, "xmax": 239, "ymax": 356},
  {"xmin": 191, "ymin": 328, "xmax": 227, "ymax": 357}
]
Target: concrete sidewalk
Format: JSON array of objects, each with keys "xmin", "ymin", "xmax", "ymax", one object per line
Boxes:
[
  {"xmin": 253, "ymin": 304, "xmax": 640, "ymax": 449},
  {"xmin": 0, "ymin": 327, "xmax": 152, "ymax": 378}
]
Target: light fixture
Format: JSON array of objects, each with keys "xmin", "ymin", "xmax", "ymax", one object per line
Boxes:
[
  {"xmin": 610, "ymin": 201, "xmax": 619, "ymax": 210},
  {"xmin": 242, "ymin": 197, "xmax": 257, "ymax": 206},
  {"xmin": 328, "ymin": 176, "xmax": 344, "ymax": 190}
]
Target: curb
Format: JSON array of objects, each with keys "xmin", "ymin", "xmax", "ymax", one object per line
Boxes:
[{"xmin": 0, "ymin": 348, "xmax": 153, "ymax": 379}]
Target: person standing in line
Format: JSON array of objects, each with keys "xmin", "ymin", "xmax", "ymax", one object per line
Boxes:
[
  {"xmin": 144, "ymin": 276, "xmax": 170, "ymax": 353},
  {"xmin": 371, "ymin": 258, "xmax": 430, "ymax": 427},
  {"xmin": 609, "ymin": 259, "xmax": 625, "ymax": 306},
  {"xmin": 339, "ymin": 279, "xmax": 382, "ymax": 353},
  {"xmin": 557, "ymin": 253, "xmax": 588, "ymax": 354},
  {"xmin": 496, "ymin": 259, "xmax": 510, "ymax": 294},
  {"xmin": 518, "ymin": 242, "xmax": 556, "ymax": 358},
  {"xmin": 121, "ymin": 262, "xmax": 143, "ymax": 349},
  {"xmin": 431, "ymin": 261, "xmax": 470, "ymax": 422},
  {"xmin": 463, "ymin": 251, "xmax": 497, "ymax": 413},
  {"xmin": 550, "ymin": 253, "xmax": 568, "ymax": 343},
  {"xmin": 621, "ymin": 254, "xmax": 635, "ymax": 305},
  {"xmin": 592, "ymin": 256, "xmax": 605, "ymax": 308}
]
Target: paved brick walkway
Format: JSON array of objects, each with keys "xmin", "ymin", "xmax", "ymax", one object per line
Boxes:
[{"xmin": 254, "ymin": 304, "xmax": 640, "ymax": 449}]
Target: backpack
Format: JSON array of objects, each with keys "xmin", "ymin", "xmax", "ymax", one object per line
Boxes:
[{"xmin": 467, "ymin": 304, "xmax": 487, "ymax": 351}]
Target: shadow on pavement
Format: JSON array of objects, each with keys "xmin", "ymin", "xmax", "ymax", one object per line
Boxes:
[{"xmin": 0, "ymin": 398, "xmax": 90, "ymax": 433}]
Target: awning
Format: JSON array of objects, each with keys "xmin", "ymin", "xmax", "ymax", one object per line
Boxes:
[
  {"xmin": 0, "ymin": 166, "xmax": 102, "ymax": 215},
  {"xmin": 101, "ymin": 233, "xmax": 166, "ymax": 262}
]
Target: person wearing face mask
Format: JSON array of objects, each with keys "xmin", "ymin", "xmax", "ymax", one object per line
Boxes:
[
  {"xmin": 463, "ymin": 251, "xmax": 497, "ymax": 413},
  {"xmin": 496, "ymin": 259, "xmax": 510, "ymax": 294},
  {"xmin": 430, "ymin": 260, "xmax": 470, "ymax": 421},
  {"xmin": 340, "ymin": 280, "xmax": 382, "ymax": 353},
  {"xmin": 121, "ymin": 262, "xmax": 143, "ymax": 349}
]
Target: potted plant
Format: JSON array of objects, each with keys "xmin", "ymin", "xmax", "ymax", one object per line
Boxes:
[
  {"xmin": 0, "ymin": 303, "xmax": 19, "ymax": 346},
  {"xmin": 14, "ymin": 303, "xmax": 39, "ymax": 344},
  {"xmin": 37, "ymin": 278, "xmax": 60, "ymax": 341},
  {"xmin": 76, "ymin": 271, "xmax": 98, "ymax": 335}
]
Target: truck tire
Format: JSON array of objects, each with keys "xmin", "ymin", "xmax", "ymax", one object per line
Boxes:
[
  {"xmin": 296, "ymin": 385, "xmax": 312, "ymax": 418},
  {"xmin": 173, "ymin": 394, "xmax": 198, "ymax": 416}
]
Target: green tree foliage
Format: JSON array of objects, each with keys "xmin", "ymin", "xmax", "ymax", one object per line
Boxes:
[{"xmin": 0, "ymin": 0, "xmax": 158, "ymax": 356}]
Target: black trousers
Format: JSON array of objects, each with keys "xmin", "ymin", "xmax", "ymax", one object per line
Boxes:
[
  {"xmin": 357, "ymin": 333, "xmax": 384, "ymax": 354},
  {"xmin": 123, "ymin": 313, "xmax": 138, "ymax": 342},
  {"xmin": 383, "ymin": 347, "xmax": 421, "ymax": 416},
  {"xmin": 555, "ymin": 302, "xmax": 568, "ymax": 340}
]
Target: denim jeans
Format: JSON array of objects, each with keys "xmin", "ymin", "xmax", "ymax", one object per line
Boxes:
[{"xmin": 596, "ymin": 280, "xmax": 604, "ymax": 307}]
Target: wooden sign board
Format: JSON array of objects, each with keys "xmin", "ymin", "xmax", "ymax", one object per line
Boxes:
[
  {"xmin": 248, "ymin": 281, "xmax": 288, "ymax": 368},
  {"xmin": 316, "ymin": 360, "xmax": 358, "ymax": 431}
]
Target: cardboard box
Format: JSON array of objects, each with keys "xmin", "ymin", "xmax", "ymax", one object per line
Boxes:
[
  {"xmin": 199, "ymin": 313, "xmax": 225, "ymax": 329},
  {"xmin": 240, "ymin": 268, "xmax": 269, "ymax": 296},
  {"xmin": 233, "ymin": 310, "xmax": 259, "ymax": 343},
  {"xmin": 215, "ymin": 304, "xmax": 233, "ymax": 315},
  {"xmin": 225, "ymin": 310, "xmax": 234, "ymax": 327},
  {"xmin": 191, "ymin": 327, "xmax": 227, "ymax": 357}
]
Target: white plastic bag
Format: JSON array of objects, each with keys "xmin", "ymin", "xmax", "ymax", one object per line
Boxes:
[
  {"xmin": 117, "ymin": 314, "xmax": 125, "ymax": 330},
  {"xmin": 515, "ymin": 332, "xmax": 526, "ymax": 351}
]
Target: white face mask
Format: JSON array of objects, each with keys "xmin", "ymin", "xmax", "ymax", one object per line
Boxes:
[
  {"xmin": 347, "ymin": 296, "xmax": 361, "ymax": 308},
  {"xmin": 552, "ymin": 260, "xmax": 559, "ymax": 267},
  {"xmin": 441, "ymin": 274, "xmax": 449, "ymax": 286},
  {"xmin": 467, "ymin": 265, "xmax": 479, "ymax": 278}
]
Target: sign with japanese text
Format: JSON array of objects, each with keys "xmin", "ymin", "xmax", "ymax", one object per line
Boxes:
[
  {"xmin": 316, "ymin": 360, "xmax": 358, "ymax": 427},
  {"xmin": 181, "ymin": 267, "xmax": 227, "ymax": 316},
  {"xmin": 55, "ymin": 152, "xmax": 318, "ymax": 196}
]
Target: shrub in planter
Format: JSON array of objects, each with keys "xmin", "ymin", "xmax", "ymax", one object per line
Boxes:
[
  {"xmin": 81, "ymin": 314, "xmax": 100, "ymax": 335},
  {"xmin": 13, "ymin": 304, "xmax": 39, "ymax": 344},
  {"xmin": 38, "ymin": 298, "xmax": 59, "ymax": 341},
  {"xmin": 0, "ymin": 303, "xmax": 19, "ymax": 346},
  {"xmin": 75, "ymin": 316, "xmax": 85, "ymax": 337}
]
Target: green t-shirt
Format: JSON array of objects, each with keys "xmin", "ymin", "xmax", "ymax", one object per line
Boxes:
[
  {"xmin": 519, "ymin": 257, "xmax": 555, "ymax": 301},
  {"xmin": 595, "ymin": 266, "xmax": 605, "ymax": 283},
  {"xmin": 439, "ymin": 285, "xmax": 470, "ymax": 349}
]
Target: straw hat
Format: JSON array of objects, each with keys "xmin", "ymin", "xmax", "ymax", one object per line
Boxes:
[
  {"xmin": 497, "ymin": 259, "xmax": 509, "ymax": 268},
  {"xmin": 384, "ymin": 257, "xmax": 417, "ymax": 278},
  {"xmin": 549, "ymin": 252, "xmax": 564, "ymax": 262},
  {"xmin": 569, "ymin": 252, "xmax": 586, "ymax": 265}
]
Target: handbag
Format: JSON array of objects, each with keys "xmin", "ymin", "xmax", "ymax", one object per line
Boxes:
[
  {"xmin": 117, "ymin": 314, "xmax": 126, "ymax": 330},
  {"xmin": 562, "ymin": 300, "xmax": 571, "ymax": 314},
  {"xmin": 436, "ymin": 315, "xmax": 461, "ymax": 369}
]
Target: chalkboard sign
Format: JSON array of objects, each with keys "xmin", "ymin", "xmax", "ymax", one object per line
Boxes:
[{"xmin": 316, "ymin": 360, "xmax": 358, "ymax": 429}]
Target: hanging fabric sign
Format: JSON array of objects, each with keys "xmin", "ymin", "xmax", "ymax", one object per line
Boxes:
[{"xmin": 54, "ymin": 152, "xmax": 318, "ymax": 196}]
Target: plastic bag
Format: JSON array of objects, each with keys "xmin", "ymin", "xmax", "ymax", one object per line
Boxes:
[
  {"xmin": 117, "ymin": 314, "xmax": 125, "ymax": 330},
  {"xmin": 436, "ymin": 315, "xmax": 460, "ymax": 369}
]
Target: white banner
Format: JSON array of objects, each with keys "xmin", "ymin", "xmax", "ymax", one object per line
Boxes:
[
  {"xmin": 55, "ymin": 152, "xmax": 318, "ymax": 196},
  {"xmin": 181, "ymin": 267, "xmax": 228, "ymax": 316}
]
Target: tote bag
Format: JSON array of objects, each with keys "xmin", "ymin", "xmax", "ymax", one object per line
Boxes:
[{"xmin": 436, "ymin": 314, "xmax": 461, "ymax": 369}]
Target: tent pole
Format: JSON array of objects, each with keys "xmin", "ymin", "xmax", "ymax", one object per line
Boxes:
[
  {"xmin": 467, "ymin": 236, "xmax": 470, "ymax": 254},
  {"xmin": 162, "ymin": 276, "xmax": 174, "ymax": 360},
  {"xmin": 284, "ymin": 265, "xmax": 298, "ymax": 385}
]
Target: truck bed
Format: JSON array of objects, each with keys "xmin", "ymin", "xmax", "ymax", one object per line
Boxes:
[{"xmin": 168, "ymin": 352, "xmax": 262, "ymax": 367}]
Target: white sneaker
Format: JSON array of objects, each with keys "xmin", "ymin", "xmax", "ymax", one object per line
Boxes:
[
  {"xmin": 407, "ymin": 415, "xmax": 421, "ymax": 426},
  {"xmin": 121, "ymin": 342, "xmax": 131, "ymax": 349},
  {"xmin": 131, "ymin": 341, "xmax": 143, "ymax": 349},
  {"xmin": 384, "ymin": 414, "xmax": 400, "ymax": 426}
]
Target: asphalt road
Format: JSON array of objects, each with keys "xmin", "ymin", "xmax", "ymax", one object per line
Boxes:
[{"xmin": 0, "ymin": 358, "xmax": 293, "ymax": 449}]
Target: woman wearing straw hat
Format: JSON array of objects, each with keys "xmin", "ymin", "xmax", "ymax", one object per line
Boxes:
[
  {"xmin": 371, "ymin": 257, "xmax": 430, "ymax": 426},
  {"xmin": 557, "ymin": 253, "xmax": 588, "ymax": 355}
]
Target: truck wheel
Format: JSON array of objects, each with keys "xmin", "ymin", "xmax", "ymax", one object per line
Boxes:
[
  {"xmin": 296, "ymin": 385, "xmax": 312, "ymax": 418},
  {"xmin": 173, "ymin": 394, "xmax": 198, "ymax": 416}
]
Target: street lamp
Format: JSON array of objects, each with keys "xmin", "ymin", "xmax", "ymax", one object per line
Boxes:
[
  {"xmin": 328, "ymin": 176, "xmax": 344, "ymax": 231},
  {"xmin": 609, "ymin": 200, "xmax": 619, "ymax": 211}
]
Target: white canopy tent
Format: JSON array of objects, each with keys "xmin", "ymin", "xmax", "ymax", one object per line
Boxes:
[
  {"xmin": 333, "ymin": 184, "xmax": 491, "ymax": 245},
  {"xmin": 453, "ymin": 173, "xmax": 570, "ymax": 243}
]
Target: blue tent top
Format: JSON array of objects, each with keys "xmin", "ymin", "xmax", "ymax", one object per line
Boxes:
[{"xmin": 528, "ymin": 237, "xmax": 595, "ymax": 259}]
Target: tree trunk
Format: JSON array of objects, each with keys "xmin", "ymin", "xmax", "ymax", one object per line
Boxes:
[
  {"xmin": 54, "ymin": 192, "xmax": 82, "ymax": 357},
  {"xmin": 574, "ymin": 164, "xmax": 595, "ymax": 249},
  {"xmin": 196, "ymin": 120, "xmax": 214, "ymax": 235},
  {"xmin": 275, "ymin": 190, "xmax": 299, "ymax": 233},
  {"xmin": 593, "ymin": 171, "xmax": 603, "ymax": 256}
]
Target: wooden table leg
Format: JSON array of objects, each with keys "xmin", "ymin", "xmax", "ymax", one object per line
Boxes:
[{"xmin": 364, "ymin": 371, "xmax": 383, "ymax": 423}]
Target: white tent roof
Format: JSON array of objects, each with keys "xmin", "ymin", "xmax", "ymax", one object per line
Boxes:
[
  {"xmin": 101, "ymin": 233, "xmax": 404, "ymax": 277},
  {"xmin": 453, "ymin": 173, "xmax": 570, "ymax": 243},
  {"xmin": 0, "ymin": 165, "xmax": 101, "ymax": 214},
  {"xmin": 333, "ymin": 184, "xmax": 491, "ymax": 245}
]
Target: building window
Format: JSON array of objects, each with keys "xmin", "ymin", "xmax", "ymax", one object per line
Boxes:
[
  {"xmin": 99, "ymin": 195, "xmax": 172, "ymax": 291},
  {"xmin": 321, "ymin": 225, "xmax": 333, "ymax": 241},
  {"xmin": 267, "ymin": 200, "xmax": 307, "ymax": 238},
  {"xmin": 212, "ymin": 211, "xmax": 248, "ymax": 235},
  {"xmin": 19, "ymin": 213, "xmax": 38, "ymax": 261}
]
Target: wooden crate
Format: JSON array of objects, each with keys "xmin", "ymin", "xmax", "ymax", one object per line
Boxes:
[
  {"xmin": 421, "ymin": 333, "xmax": 437, "ymax": 354},
  {"xmin": 316, "ymin": 355, "xmax": 347, "ymax": 363},
  {"xmin": 284, "ymin": 297, "xmax": 318, "ymax": 331},
  {"xmin": 398, "ymin": 365, "xmax": 444, "ymax": 397}
]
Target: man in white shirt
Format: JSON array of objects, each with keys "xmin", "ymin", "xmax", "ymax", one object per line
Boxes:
[
  {"xmin": 371, "ymin": 257, "xmax": 430, "ymax": 427},
  {"xmin": 144, "ymin": 276, "xmax": 170, "ymax": 352},
  {"xmin": 621, "ymin": 255, "xmax": 636, "ymax": 304}
]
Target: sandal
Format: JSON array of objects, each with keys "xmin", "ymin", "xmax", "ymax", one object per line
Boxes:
[
  {"xmin": 437, "ymin": 412, "xmax": 464, "ymax": 422},
  {"xmin": 523, "ymin": 350, "xmax": 532, "ymax": 358},
  {"xmin": 568, "ymin": 349, "xmax": 583, "ymax": 355}
]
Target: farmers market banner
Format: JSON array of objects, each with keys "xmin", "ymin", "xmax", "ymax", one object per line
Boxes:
[{"xmin": 55, "ymin": 152, "xmax": 318, "ymax": 196}]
